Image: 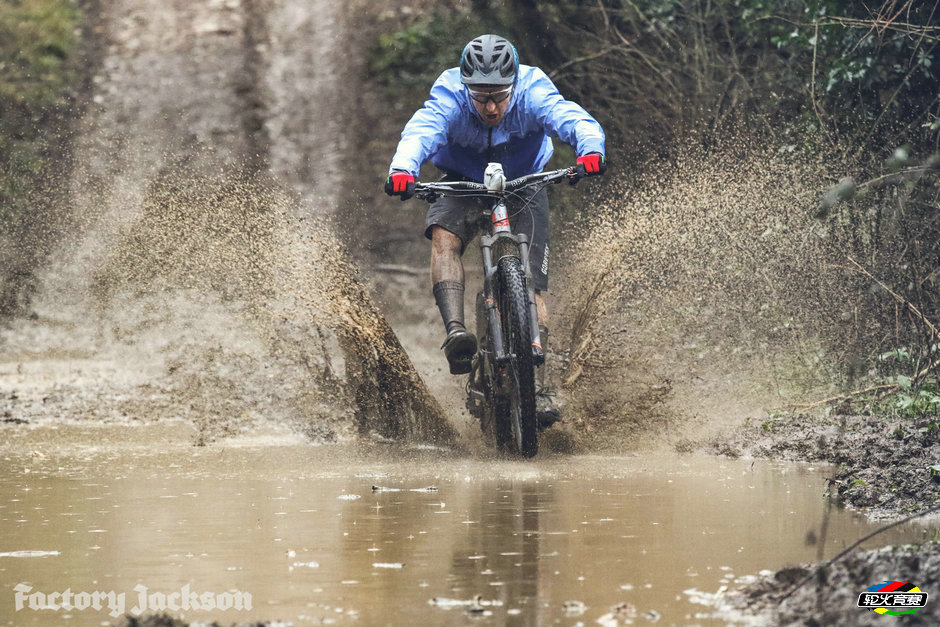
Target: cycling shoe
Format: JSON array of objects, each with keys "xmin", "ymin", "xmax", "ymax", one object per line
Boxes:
[
  {"xmin": 442, "ymin": 328, "xmax": 478, "ymax": 375},
  {"xmin": 536, "ymin": 386, "xmax": 561, "ymax": 430}
]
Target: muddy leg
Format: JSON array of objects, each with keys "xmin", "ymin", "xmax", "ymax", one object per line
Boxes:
[
  {"xmin": 430, "ymin": 226, "xmax": 476, "ymax": 375},
  {"xmin": 430, "ymin": 226, "xmax": 465, "ymax": 333}
]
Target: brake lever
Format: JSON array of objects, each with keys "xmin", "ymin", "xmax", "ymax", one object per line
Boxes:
[{"xmin": 567, "ymin": 165, "xmax": 584, "ymax": 186}]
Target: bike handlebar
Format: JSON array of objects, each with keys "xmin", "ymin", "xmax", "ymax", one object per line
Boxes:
[{"xmin": 413, "ymin": 166, "xmax": 580, "ymax": 202}]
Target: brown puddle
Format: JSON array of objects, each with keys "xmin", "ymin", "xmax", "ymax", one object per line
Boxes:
[{"xmin": 0, "ymin": 423, "xmax": 933, "ymax": 625}]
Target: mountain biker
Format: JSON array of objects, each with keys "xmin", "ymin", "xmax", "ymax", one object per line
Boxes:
[{"xmin": 384, "ymin": 34, "xmax": 606, "ymax": 422}]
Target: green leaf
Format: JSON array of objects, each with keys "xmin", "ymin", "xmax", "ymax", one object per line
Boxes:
[{"xmin": 880, "ymin": 348, "xmax": 911, "ymax": 363}]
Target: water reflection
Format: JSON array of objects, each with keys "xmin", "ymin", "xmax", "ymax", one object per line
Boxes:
[{"xmin": 449, "ymin": 480, "xmax": 547, "ymax": 622}]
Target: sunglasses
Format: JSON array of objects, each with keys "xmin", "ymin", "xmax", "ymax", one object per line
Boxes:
[{"xmin": 467, "ymin": 85, "xmax": 513, "ymax": 104}]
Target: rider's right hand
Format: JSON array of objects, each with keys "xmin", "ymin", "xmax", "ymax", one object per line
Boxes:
[
  {"xmin": 385, "ymin": 170, "xmax": 415, "ymax": 201},
  {"xmin": 577, "ymin": 153, "xmax": 606, "ymax": 175},
  {"xmin": 570, "ymin": 153, "xmax": 606, "ymax": 185}
]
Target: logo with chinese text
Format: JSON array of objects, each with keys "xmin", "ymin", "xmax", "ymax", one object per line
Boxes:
[{"xmin": 858, "ymin": 581, "xmax": 927, "ymax": 616}]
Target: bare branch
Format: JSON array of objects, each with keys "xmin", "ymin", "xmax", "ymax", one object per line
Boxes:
[
  {"xmin": 847, "ymin": 257, "xmax": 940, "ymax": 342},
  {"xmin": 548, "ymin": 46, "xmax": 624, "ymax": 80}
]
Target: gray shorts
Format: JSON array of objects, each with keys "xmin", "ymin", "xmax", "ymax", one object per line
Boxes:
[{"xmin": 424, "ymin": 183, "xmax": 550, "ymax": 291}]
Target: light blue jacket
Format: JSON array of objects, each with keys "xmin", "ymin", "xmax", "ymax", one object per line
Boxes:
[{"xmin": 389, "ymin": 65, "xmax": 606, "ymax": 182}]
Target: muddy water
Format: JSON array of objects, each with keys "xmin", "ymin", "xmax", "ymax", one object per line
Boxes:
[{"xmin": 0, "ymin": 424, "xmax": 932, "ymax": 626}]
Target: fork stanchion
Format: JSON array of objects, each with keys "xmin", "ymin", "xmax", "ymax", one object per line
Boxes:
[
  {"xmin": 515, "ymin": 234, "xmax": 543, "ymax": 365},
  {"xmin": 480, "ymin": 237, "xmax": 507, "ymax": 363}
]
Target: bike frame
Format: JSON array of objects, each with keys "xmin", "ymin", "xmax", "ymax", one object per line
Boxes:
[{"xmin": 414, "ymin": 164, "xmax": 578, "ymax": 365}]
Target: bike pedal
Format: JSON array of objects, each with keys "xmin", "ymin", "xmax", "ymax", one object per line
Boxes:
[
  {"xmin": 536, "ymin": 408, "xmax": 561, "ymax": 431},
  {"xmin": 531, "ymin": 342, "xmax": 545, "ymax": 366},
  {"xmin": 465, "ymin": 388, "xmax": 485, "ymax": 418}
]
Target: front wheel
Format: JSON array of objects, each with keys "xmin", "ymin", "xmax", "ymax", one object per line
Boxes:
[
  {"xmin": 496, "ymin": 256, "xmax": 538, "ymax": 457},
  {"xmin": 472, "ymin": 290, "xmax": 512, "ymax": 451}
]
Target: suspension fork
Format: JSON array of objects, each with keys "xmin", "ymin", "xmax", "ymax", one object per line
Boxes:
[
  {"xmin": 480, "ymin": 236, "xmax": 508, "ymax": 364},
  {"xmin": 480, "ymin": 232, "xmax": 543, "ymax": 366},
  {"xmin": 516, "ymin": 234, "xmax": 544, "ymax": 365}
]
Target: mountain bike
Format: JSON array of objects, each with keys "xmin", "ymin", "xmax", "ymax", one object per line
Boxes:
[{"xmin": 414, "ymin": 163, "xmax": 583, "ymax": 457}]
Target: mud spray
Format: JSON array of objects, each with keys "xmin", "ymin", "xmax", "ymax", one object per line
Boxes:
[
  {"xmin": 555, "ymin": 136, "xmax": 867, "ymax": 450},
  {"xmin": 0, "ymin": 0, "xmax": 887, "ymax": 454},
  {"xmin": 0, "ymin": 0, "xmax": 454, "ymax": 447},
  {"xmin": 86, "ymin": 163, "xmax": 455, "ymax": 446}
]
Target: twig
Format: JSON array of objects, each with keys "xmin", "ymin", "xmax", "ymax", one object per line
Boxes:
[
  {"xmin": 771, "ymin": 383, "xmax": 899, "ymax": 411},
  {"xmin": 781, "ymin": 502, "xmax": 940, "ymax": 602},
  {"xmin": 564, "ymin": 262, "xmax": 617, "ymax": 386},
  {"xmin": 762, "ymin": 15, "xmax": 940, "ymax": 42},
  {"xmin": 809, "ymin": 20, "xmax": 830, "ymax": 142},
  {"xmin": 617, "ymin": 0, "xmax": 681, "ymax": 49},
  {"xmin": 908, "ymin": 1, "xmax": 939, "ymax": 66},
  {"xmin": 874, "ymin": 0, "xmax": 908, "ymax": 37},
  {"xmin": 826, "ymin": 16, "xmax": 940, "ymax": 39},
  {"xmin": 549, "ymin": 46, "xmax": 622, "ymax": 80},
  {"xmin": 857, "ymin": 61, "xmax": 924, "ymax": 152},
  {"xmin": 773, "ymin": 350, "xmax": 940, "ymax": 411},
  {"xmin": 773, "ymin": 258, "xmax": 940, "ymax": 410},
  {"xmin": 858, "ymin": 156, "xmax": 940, "ymax": 191},
  {"xmin": 606, "ymin": 22, "xmax": 682, "ymax": 97},
  {"xmin": 914, "ymin": 353, "xmax": 940, "ymax": 386},
  {"xmin": 816, "ymin": 156, "xmax": 940, "ymax": 216},
  {"xmin": 596, "ymin": 0, "xmax": 611, "ymax": 33},
  {"xmin": 373, "ymin": 264, "xmax": 425, "ymax": 276},
  {"xmin": 847, "ymin": 257, "xmax": 940, "ymax": 342}
]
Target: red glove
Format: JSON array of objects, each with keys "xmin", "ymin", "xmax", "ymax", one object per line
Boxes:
[
  {"xmin": 577, "ymin": 153, "xmax": 606, "ymax": 176},
  {"xmin": 385, "ymin": 170, "xmax": 415, "ymax": 200}
]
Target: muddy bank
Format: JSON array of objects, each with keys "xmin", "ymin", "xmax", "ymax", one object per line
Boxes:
[
  {"xmin": 703, "ymin": 542, "xmax": 940, "ymax": 625},
  {"xmin": 689, "ymin": 409, "xmax": 940, "ymax": 623},
  {"xmin": 697, "ymin": 411, "xmax": 940, "ymax": 521}
]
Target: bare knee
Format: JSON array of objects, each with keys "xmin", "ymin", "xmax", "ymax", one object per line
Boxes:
[
  {"xmin": 431, "ymin": 226, "xmax": 462, "ymax": 255},
  {"xmin": 430, "ymin": 226, "xmax": 464, "ymax": 285}
]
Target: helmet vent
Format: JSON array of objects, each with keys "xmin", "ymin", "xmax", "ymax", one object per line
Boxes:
[{"xmin": 459, "ymin": 34, "xmax": 518, "ymax": 86}]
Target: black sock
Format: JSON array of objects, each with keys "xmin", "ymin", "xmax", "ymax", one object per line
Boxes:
[{"xmin": 433, "ymin": 281, "xmax": 465, "ymax": 334}]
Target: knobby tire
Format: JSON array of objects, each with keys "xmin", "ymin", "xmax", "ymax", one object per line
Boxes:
[
  {"xmin": 474, "ymin": 291, "xmax": 511, "ymax": 450},
  {"xmin": 496, "ymin": 256, "xmax": 538, "ymax": 457}
]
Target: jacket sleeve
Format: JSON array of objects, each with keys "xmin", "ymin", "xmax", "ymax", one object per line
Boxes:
[
  {"xmin": 527, "ymin": 68, "xmax": 606, "ymax": 157},
  {"xmin": 389, "ymin": 74, "xmax": 460, "ymax": 176}
]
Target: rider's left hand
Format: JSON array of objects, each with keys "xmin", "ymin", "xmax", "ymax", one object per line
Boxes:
[{"xmin": 577, "ymin": 153, "xmax": 606, "ymax": 176}]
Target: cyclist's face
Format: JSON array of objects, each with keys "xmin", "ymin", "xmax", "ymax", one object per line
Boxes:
[{"xmin": 469, "ymin": 85, "xmax": 512, "ymax": 126}]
